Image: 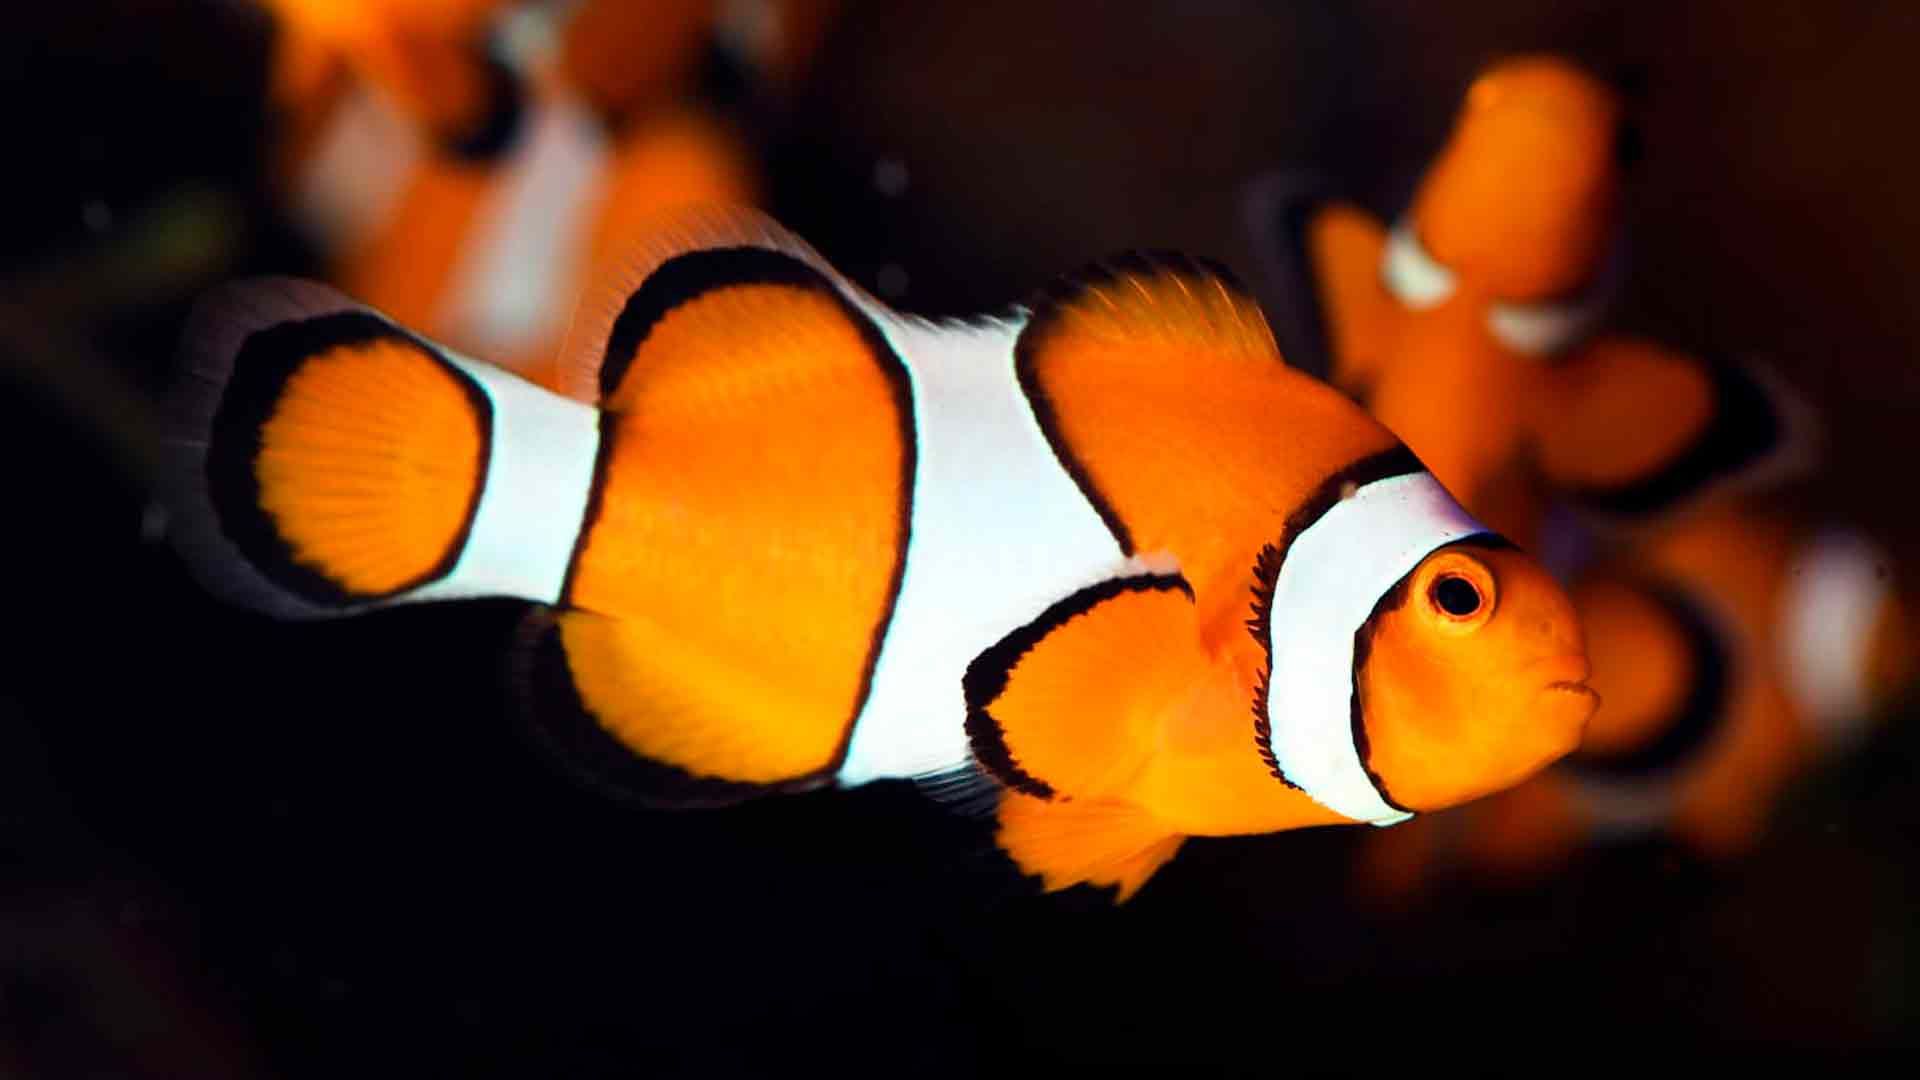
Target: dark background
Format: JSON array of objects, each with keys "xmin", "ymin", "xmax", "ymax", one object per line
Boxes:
[{"xmin": 4, "ymin": 2, "xmax": 1920, "ymax": 1074}]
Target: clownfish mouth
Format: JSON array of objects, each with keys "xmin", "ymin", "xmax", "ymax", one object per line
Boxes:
[
  {"xmin": 1537, "ymin": 677, "xmax": 1601, "ymax": 756},
  {"xmin": 1545, "ymin": 679, "xmax": 1600, "ymax": 703}
]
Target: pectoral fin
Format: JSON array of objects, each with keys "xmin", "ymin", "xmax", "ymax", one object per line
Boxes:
[
  {"xmin": 995, "ymin": 792, "xmax": 1186, "ymax": 903},
  {"xmin": 960, "ymin": 566, "xmax": 1202, "ymax": 901},
  {"xmin": 962, "ymin": 567, "xmax": 1201, "ymax": 802}
]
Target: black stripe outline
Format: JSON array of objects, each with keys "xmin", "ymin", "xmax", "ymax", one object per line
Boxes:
[
  {"xmin": 597, "ymin": 247, "xmax": 829, "ymax": 402},
  {"xmin": 962, "ymin": 571, "xmax": 1196, "ymax": 801},
  {"xmin": 1349, "ymin": 577, "xmax": 1417, "ymax": 815},
  {"xmin": 556, "ymin": 411, "xmax": 618, "ymax": 608},
  {"xmin": 560, "ymin": 245, "xmax": 917, "ymax": 785},
  {"xmin": 1013, "ymin": 250, "xmax": 1267, "ymax": 557},
  {"xmin": 206, "ymin": 311, "xmax": 492, "ymax": 608},
  {"xmin": 1245, "ymin": 444, "xmax": 1425, "ymax": 788},
  {"xmin": 512, "ymin": 610, "xmax": 813, "ymax": 808},
  {"xmin": 440, "ymin": 34, "xmax": 527, "ymax": 163}
]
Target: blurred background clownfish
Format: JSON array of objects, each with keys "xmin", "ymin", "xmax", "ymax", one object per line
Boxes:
[
  {"xmin": 1243, "ymin": 51, "xmax": 1917, "ymax": 904},
  {"xmin": 253, "ymin": 0, "xmax": 846, "ymax": 384}
]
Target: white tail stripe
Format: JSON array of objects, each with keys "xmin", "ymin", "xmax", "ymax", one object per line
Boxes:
[
  {"xmin": 1780, "ymin": 528, "xmax": 1892, "ymax": 741},
  {"xmin": 408, "ymin": 357, "xmax": 602, "ymax": 605},
  {"xmin": 1263, "ymin": 470, "xmax": 1487, "ymax": 824}
]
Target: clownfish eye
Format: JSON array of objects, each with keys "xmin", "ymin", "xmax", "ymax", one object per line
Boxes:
[{"xmin": 1430, "ymin": 574, "xmax": 1483, "ymax": 618}]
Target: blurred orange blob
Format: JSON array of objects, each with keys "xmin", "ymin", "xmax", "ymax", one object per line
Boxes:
[
  {"xmin": 264, "ymin": 0, "xmax": 772, "ymax": 389},
  {"xmin": 259, "ymin": 0, "xmax": 857, "ymax": 393},
  {"xmin": 260, "ymin": 0, "xmax": 514, "ymax": 187}
]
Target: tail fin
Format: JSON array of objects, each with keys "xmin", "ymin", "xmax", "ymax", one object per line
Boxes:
[{"xmin": 161, "ymin": 277, "xmax": 601, "ymax": 619}]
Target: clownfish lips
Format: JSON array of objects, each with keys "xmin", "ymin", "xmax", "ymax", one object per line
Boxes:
[
  {"xmin": 1528, "ymin": 656, "xmax": 1600, "ymax": 753},
  {"xmin": 1542, "ymin": 680, "xmax": 1599, "ymax": 741},
  {"xmin": 1544, "ymin": 679, "xmax": 1600, "ymax": 700}
]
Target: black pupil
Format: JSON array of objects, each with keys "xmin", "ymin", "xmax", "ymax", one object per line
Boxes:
[{"xmin": 1434, "ymin": 576, "xmax": 1481, "ymax": 617}]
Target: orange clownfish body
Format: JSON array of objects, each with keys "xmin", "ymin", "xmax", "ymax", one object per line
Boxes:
[
  {"xmin": 160, "ymin": 208, "xmax": 1597, "ymax": 902},
  {"xmin": 1355, "ymin": 504, "xmax": 1915, "ymax": 899},
  {"xmin": 1248, "ymin": 54, "xmax": 1812, "ymax": 549}
]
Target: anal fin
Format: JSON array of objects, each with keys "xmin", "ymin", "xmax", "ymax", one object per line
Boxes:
[{"xmin": 996, "ymin": 792, "xmax": 1185, "ymax": 903}]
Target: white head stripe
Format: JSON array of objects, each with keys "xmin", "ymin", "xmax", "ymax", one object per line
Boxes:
[
  {"xmin": 1380, "ymin": 220, "xmax": 1458, "ymax": 310},
  {"xmin": 1780, "ymin": 528, "xmax": 1894, "ymax": 742},
  {"xmin": 1263, "ymin": 470, "xmax": 1488, "ymax": 824},
  {"xmin": 406, "ymin": 356, "xmax": 603, "ymax": 606},
  {"xmin": 1484, "ymin": 229, "xmax": 1627, "ymax": 358}
]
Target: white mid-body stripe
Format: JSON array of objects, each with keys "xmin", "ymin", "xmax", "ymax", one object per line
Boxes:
[
  {"xmin": 835, "ymin": 314, "xmax": 1129, "ymax": 785},
  {"xmin": 406, "ymin": 356, "xmax": 602, "ymax": 605},
  {"xmin": 436, "ymin": 91, "xmax": 611, "ymax": 365},
  {"xmin": 1780, "ymin": 528, "xmax": 1893, "ymax": 742},
  {"xmin": 1263, "ymin": 471, "xmax": 1487, "ymax": 824}
]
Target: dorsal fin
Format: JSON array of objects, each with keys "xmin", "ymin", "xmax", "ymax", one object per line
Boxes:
[
  {"xmin": 551, "ymin": 205, "xmax": 879, "ymax": 407},
  {"xmin": 1020, "ymin": 250, "xmax": 1281, "ymax": 369},
  {"xmin": 1010, "ymin": 248, "xmax": 1353, "ymax": 572}
]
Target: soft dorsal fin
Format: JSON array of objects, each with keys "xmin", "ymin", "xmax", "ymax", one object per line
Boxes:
[
  {"xmin": 551, "ymin": 205, "xmax": 882, "ymax": 408},
  {"xmin": 1021, "ymin": 250, "xmax": 1282, "ymax": 368}
]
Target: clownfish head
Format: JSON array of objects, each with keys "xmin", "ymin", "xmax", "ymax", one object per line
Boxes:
[
  {"xmin": 1354, "ymin": 538, "xmax": 1598, "ymax": 812},
  {"xmin": 1409, "ymin": 55, "xmax": 1625, "ymax": 306}
]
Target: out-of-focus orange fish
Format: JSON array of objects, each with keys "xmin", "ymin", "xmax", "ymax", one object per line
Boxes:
[
  {"xmin": 273, "ymin": 1, "xmax": 763, "ymax": 384},
  {"xmin": 1355, "ymin": 505, "xmax": 1915, "ymax": 898},
  {"xmin": 158, "ymin": 208, "xmax": 1598, "ymax": 901},
  {"xmin": 557, "ymin": 0, "xmax": 845, "ymax": 125},
  {"xmin": 256, "ymin": 0, "xmax": 518, "ymax": 192},
  {"xmin": 1247, "ymin": 54, "xmax": 1814, "ymax": 550}
]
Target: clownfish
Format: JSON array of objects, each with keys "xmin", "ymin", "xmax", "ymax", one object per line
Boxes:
[
  {"xmin": 277, "ymin": 1, "xmax": 762, "ymax": 384},
  {"xmin": 257, "ymin": 0, "xmax": 520, "ymax": 193},
  {"xmin": 1246, "ymin": 54, "xmax": 1814, "ymax": 550},
  {"xmin": 1562, "ymin": 510, "xmax": 1913, "ymax": 854},
  {"xmin": 1354, "ymin": 505, "xmax": 1915, "ymax": 900},
  {"xmin": 159, "ymin": 209, "xmax": 1599, "ymax": 901}
]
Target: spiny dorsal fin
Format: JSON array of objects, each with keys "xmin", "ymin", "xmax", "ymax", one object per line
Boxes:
[
  {"xmin": 552, "ymin": 204, "xmax": 884, "ymax": 408},
  {"xmin": 1020, "ymin": 250, "xmax": 1281, "ymax": 367}
]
